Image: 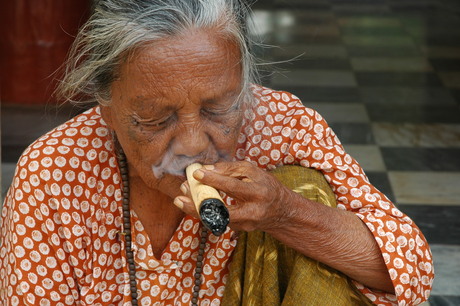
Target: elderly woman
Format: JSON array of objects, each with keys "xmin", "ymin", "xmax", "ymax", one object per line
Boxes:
[{"xmin": 0, "ymin": 0, "xmax": 433, "ymax": 305}]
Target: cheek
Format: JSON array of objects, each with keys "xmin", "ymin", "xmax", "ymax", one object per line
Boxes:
[
  {"xmin": 120, "ymin": 125, "xmax": 170, "ymax": 167},
  {"xmin": 213, "ymin": 115, "xmax": 243, "ymax": 150}
]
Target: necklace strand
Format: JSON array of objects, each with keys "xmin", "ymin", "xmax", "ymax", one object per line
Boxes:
[{"xmin": 118, "ymin": 151, "xmax": 207, "ymax": 305}]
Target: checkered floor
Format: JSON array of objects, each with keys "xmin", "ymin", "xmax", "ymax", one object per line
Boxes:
[
  {"xmin": 1, "ymin": 0, "xmax": 460, "ymax": 305},
  {"xmin": 250, "ymin": 0, "xmax": 460, "ymax": 305}
]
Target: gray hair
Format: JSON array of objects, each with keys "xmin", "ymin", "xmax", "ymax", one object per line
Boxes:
[{"xmin": 56, "ymin": 0, "xmax": 258, "ymax": 107}]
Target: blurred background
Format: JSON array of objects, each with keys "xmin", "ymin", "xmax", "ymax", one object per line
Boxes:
[{"xmin": 1, "ymin": 0, "xmax": 459, "ymax": 305}]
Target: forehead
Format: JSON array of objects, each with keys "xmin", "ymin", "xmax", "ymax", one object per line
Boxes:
[{"xmin": 114, "ymin": 29, "xmax": 242, "ymax": 100}]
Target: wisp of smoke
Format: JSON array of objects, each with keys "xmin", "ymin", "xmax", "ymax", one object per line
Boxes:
[{"xmin": 151, "ymin": 148, "xmax": 232, "ymax": 179}]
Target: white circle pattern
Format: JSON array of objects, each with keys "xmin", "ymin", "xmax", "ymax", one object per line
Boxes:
[{"xmin": 0, "ymin": 86, "xmax": 433, "ymax": 305}]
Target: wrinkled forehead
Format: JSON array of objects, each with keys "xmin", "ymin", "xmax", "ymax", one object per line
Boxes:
[
  {"xmin": 121, "ymin": 29, "xmax": 242, "ymax": 80},
  {"xmin": 111, "ymin": 29, "xmax": 244, "ymax": 105}
]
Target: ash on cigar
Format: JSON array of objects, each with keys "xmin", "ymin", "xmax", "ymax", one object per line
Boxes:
[{"xmin": 200, "ymin": 198, "xmax": 229, "ymax": 236}]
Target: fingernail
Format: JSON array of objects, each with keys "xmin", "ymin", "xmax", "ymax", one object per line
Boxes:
[
  {"xmin": 180, "ymin": 183, "xmax": 188, "ymax": 195},
  {"xmin": 173, "ymin": 197, "xmax": 184, "ymax": 209},
  {"xmin": 194, "ymin": 169, "xmax": 204, "ymax": 179},
  {"xmin": 203, "ymin": 165, "xmax": 215, "ymax": 170}
]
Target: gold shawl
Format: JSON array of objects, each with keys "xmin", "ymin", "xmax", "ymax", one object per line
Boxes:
[{"xmin": 222, "ymin": 166, "xmax": 374, "ymax": 306}]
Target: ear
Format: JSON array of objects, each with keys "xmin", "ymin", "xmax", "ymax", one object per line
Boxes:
[{"xmin": 100, "ymin": 105, "xmax": 113, "ymax": 128}]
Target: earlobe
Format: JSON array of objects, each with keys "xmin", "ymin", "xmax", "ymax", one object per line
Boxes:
[{"xmin": 100, "ymin": 105, "xmax": 113, "ymax": 128}]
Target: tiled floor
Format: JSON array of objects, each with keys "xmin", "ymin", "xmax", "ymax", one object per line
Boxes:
[
  {"xmin": 250, "ymin": 0, "xmax": 460, "ymax": 304},
  {"xmin": 1, "ymin": 0, "xmax": 460, "ymax": 305}
]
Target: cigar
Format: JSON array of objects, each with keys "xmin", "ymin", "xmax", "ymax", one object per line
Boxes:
[{"xmin": 186, "ymin": 163, "xmax": 229, "ymax": 236}]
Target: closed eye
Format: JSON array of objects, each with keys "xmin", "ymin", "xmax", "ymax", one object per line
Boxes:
[
  {"xmin": 201, "ymin": 108, "xmax": 223, "ymax": 116},
  {"xmin": 132, "ymin": 114, "xmax": 175, "ymax": 129},
  {"xmin": 201, "ymin": 103, "xmax": 238, "ymax": 117}
]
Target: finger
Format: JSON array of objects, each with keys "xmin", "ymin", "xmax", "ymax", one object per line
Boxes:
[
  {"xmin": 180, "ymin": 181, "xmax": 190, "ymax": 196},
  {"xmin": 194, "ymin": 168, "xmax": 256, "ymax": 201},
  {"xmin": 195, "ymin": 161, "xmax": 260, "ymax": 187},
  {"xmin": 226, "ymin": 203, "xmax": 262, "ymax": 232},
  {"xmin": 202, "ymin": 161, "xmax": 258, "ymax": 180},
  {"xmin": 173, "ymin": 195, "xmax": 199, "ymax": 219}
]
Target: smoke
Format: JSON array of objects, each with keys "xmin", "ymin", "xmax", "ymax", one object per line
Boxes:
[
  {"xmin": 151, "ymin": 148, "xmax": 231, "ymax": 178},
  {"xmin": 152, "ymin": 152, "xmax": 199, "ymax": 178}
]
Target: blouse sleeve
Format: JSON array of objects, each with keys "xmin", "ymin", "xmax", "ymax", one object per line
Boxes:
[
  {"xmin": 244, "ymin": 88, "xmax": 434, "ymax": 306},
  {"xmin": 290, "ymin": 101, "xmax": 433, "ymax": 306},
  {"xmin": 0, "ymin": 145, "xmax": 91, "ymax": 304}
]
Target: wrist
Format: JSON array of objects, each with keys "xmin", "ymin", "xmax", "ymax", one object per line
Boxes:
[{"xmin": 259, "ymin": 187, "xmax": 305, "ymax": 233}]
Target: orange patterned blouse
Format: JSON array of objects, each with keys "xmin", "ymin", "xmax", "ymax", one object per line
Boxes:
[{"xmin": 0, "ymin": 85, "xmax": 433, "ymax": 305}]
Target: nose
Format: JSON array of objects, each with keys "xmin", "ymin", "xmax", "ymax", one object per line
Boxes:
[{"xmin": 172, "ymin": 121, "xmax": 211, "ymax": 158}]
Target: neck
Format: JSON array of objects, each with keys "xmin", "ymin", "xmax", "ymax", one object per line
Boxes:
[{"xmin": 129, "ymin": 175, "xmax": 185, "ymax": 258}]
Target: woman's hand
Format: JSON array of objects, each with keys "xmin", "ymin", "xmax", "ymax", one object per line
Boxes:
[{"xmin": 173, "ymin": 161, "xmax": 298, "ymax": 232}]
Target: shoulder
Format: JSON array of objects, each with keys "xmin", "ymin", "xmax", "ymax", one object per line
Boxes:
[
  {"xmin": 248, "ymin": 84, "xmax": 327, "ymax": 129},
  {"xmin": 19, "ymin": 106, "xmax": 112, "ymax": 163},
  {"xmin": 251, "ymin": 84, "xmax": 303, "ymax": 110},
  {"xmin": 15, "ymin": 106, "xmax": 118, "ymax": 192}
]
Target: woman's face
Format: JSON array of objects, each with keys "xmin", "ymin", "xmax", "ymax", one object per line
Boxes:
[{"xmin": 102, "ymin": 29, "xmax": 245, "ymax": 196}]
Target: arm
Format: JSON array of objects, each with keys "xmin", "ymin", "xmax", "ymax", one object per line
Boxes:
[
  {"xmin": 0, "ymin": 154, "xmax": 85, "ymax": 304},
  {"xmin": 176, "ymin": 162, "xmax": 393, "ymax": 292},
  {"xmin": 263, "ymin": 186, "xmax": 394, "ymax": 293},
  {"xmin": 174, "ymin": 89, "xmax": 433, "ymax": 305}
]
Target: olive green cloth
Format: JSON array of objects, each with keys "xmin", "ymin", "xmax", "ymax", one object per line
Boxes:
[{"xmin": 222, "ymin": 166, "xmax": 374, "ymax": 306}]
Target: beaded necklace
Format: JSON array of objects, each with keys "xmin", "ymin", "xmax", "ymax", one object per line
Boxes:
[{"xmin": 117, "ymin": 151, "xmax": 207, "ymax": 306}]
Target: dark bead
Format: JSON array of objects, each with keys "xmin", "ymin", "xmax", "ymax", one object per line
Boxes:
[
  {"xmin": 123, "ymin": 198, "xmax": 129, "ymax": 205},
  {"xmin": 122, "ymin": 174, "xmax": 128, "ymax": 181},
  {"xmin": 191, "ymin": 297, "xmax": 198, "ymax": 304},
  {"xmin": 130, "ymin": 280, "xmax": 137, "ymax": 287},
  {"xmin": 195, "ymin": 267, "xmax": 202, "ymax": 273},
  {"xmin": 123, "ymin": 211, "xmax": 130, "ymax": 218},
  {"xmin": 127, "ymin": 251, "xmax": 134, "ymax": 259},
  {"xmin": 199, "ymin": 242, "xmax": 206, "ymax": 250},
  {"xmin": 124, "ymin": 222, "xmax": 131, "ymax": 229},
  {"xmin": 132, "ymin": 299, "xmax": 138, "ymax": 306},
  {"xmin": 129, "ymin": 274, "xmax": 136, "ymax": 281},
  {"xmin": 127, "ymin": 258, "xmax": 135, "ymax": 265},
  {"xmin": 129, "ymin": 264, "xmax": 136, "ymax": 271},
  {"xmin": 131, "ymin": 291, "xmax": 138, "ymax": 298},
  {"xmin": 197, "ymin": 255, "xmax": 203, "ymax": 262},
  {"xmin": 201, "ymin": 230, "xmax": 208, "ymax": 238},
  {"xmin": 194, "ymin": 273, "xmax": 201, "ymax": 279},
  {"xmin": 126, "ymin": 241, "xmax": 131, "ymax": 248},
  {"xmin": 122, "ymin": 180, "xmax": 129, "ymax": 187},
  {"xmin": 125, "ymin": 235, "xmax": 131, "ymax": 242},
  {"xmin": 194, "ymin": 279, "xmax": 201, "ymax": 286},
  {"xmin": 201, "ymin": 236, "xmax": 207, "ymax": 243},
  {"xmin": 192, "ymin": 291, "xmax": 199, "ymax": 298},
  {"xmin": 193, "ymin": 285, "xmax": 200, "ymax": 292},
  {"xmin": 196, "ymin": 262, "xmax": 202, "ymax": 268}
]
